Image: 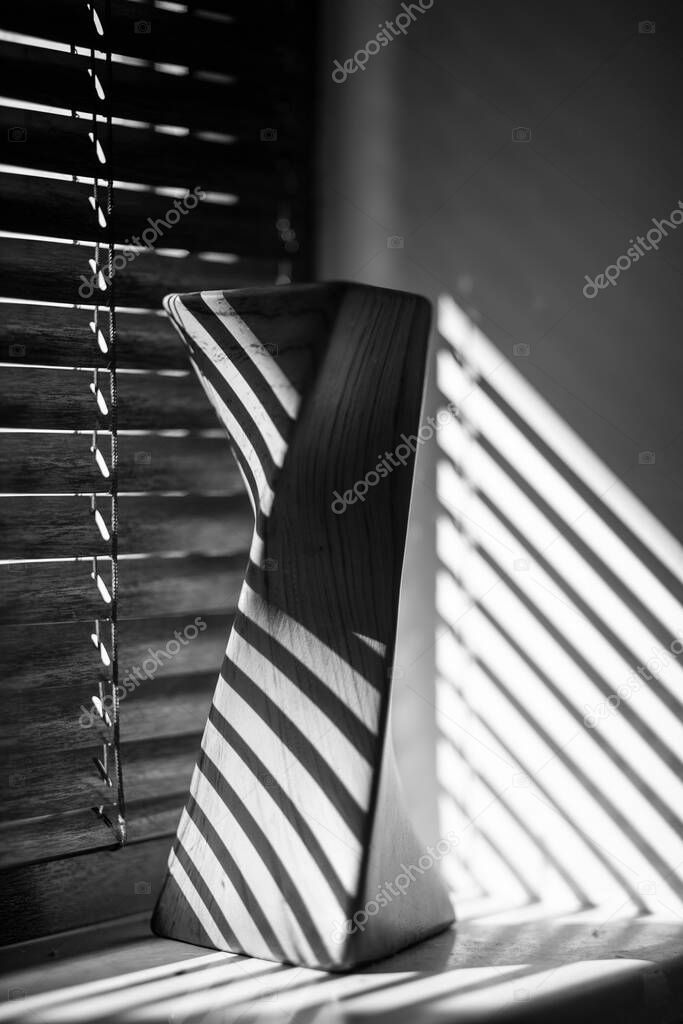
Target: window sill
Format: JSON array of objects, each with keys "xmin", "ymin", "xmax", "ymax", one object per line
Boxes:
[{"xmin": 1, "ymin": 912, "xmax": 681, "ymax": 1022}]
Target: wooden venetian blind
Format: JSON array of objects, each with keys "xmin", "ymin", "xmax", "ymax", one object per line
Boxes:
[{"xmin": 0, "ymin": 0, "xmax": 314, "ymax": 942}]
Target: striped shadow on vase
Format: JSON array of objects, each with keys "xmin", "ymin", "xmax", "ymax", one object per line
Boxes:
[{"xmin": 152, "ymin": 282, "xmax": 455, "ymax": 970}]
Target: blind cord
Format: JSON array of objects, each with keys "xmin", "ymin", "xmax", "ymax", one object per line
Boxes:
[
  {"xmin": 104, "ymin": 0, "xmax": 126, "ymax": 844},
  {"xmin": 89, "ymin": 0, "xmax": 125, "ymax": 845}
]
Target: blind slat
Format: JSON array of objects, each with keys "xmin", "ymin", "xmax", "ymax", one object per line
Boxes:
[
  {"xmin": 0, "ymin": 237, "xmax": 277, "ymax": 306},
  {"xmin": 1, "ymin": 615, "xmax": 230, "ymax": 692},
  {"xmin": 0, "ymin": 298, "xmax": 320, "ymax": 372},
  {"xmin": 1, "ymin": 733, "xmax": 199, "ymax": 821},
  {"xmin": 0, "ymin": 797, "xmax": 183, "ymax": 870},
  {"xmin": 0, "ymin": 555, "xmax": 244, "ymax": 624},
  {"xmin": 0, "ymin": 172, "xmax": 282, "ymax": 257},
  {"xmin": 0, "ymin": 104, "xmax": 304, "ymax": 194},
  {"xmin": 0, "ymin": 494, "xmax": 252, "ymax": 559},
  {"xmin": 0, "ymin": 43, "xmax": 296, "ymax": 131},
  {"xmin": 0, "ymin": 433, "xmax": 239, "ymax": 494},
  {"xmin": 0, "ymin": 0, "xmax": 305, "ymax": 75},
  {"xmin": 0, "ymin": 835, "xmax": 172, "ymax": 942},
  {"xmin": 0, "ymin": 672, "xmax": 216, "ymax": 754},
  {"xmin": 1, "ymin": 304, "xmax": 186, "ymax": 371},
  {"xmin": 1, "ymin": 367, "xmax": 216, "ymax": 430}
]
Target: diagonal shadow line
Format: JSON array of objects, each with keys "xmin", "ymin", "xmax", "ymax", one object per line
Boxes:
[
  {"xmin": 64, "ymin": 963, "xmax": 284, "ymax": 1024},
  {"xmin": 192, "ymin": 749, "xmax": 332, "ymax": 965},
  {"xmin": 437, "ymin": 313, "xmax": 643, "ymax": 457},
  {"xmin": 435, "ymin": 615, "xmax": 648, "ymax": 909},
  {"xmin": 435, "ymin": 347, "xmax": 625, "ymax": 524},
  {"xmin": 411, "ymin": 664, "xmax": 517, "ymax": 773},
  {"xmin": 438, "ymin": 395, "xmax": 683, "ymax": 659},
  {"xmin": 246, "ymin": 967, "xmax": 532, "ymax": 1013},
  {"xmin": 438, "ymin": 735, "xmax": 592, "ymax": 907},
  {"xmin": 440, "ymin": 368, "xmax": 683, "ymax": 606},
  {"xmin": 438, "ymin": 776, "xmax": 543, "ymax": 904},
  {"xmin": 230, "ymin": 972, "xmax": 422, "ymax": 1024},
  {"xmin": 172, "ymin": 837, "xmax": 244, "ymax": 951},
  {"xmin": 235, "ymin": 614, "xmax": 377, "ymax": 763},
  {"xmin": 452, "ymin": 554, "xmax": 683, "ymax": 831},
  {"xmin": 458, "ymin": 421, "xmax": 683, "ymax": 674},
  {"xmin": 439, "ymin": 500, "xmax": 675, "ymax": 778},
  {"xmin": 207, "ymin": 702, "xmax": 353, "ymax": 902},
  {"xmin": 198, "ymin": 714, "xmax": 347, "ymax": 848},
  {"xmin": 436, "ymin": 482, "xmax": 514, "ymax": 558},
  {"xmin": 439, "ymin": 474, "xmax": 683, "ymax": 740},
  {"xmin": 0, "ymin": 954, "xmax": 255, "ymax": 1019},
  {"xmin": 160, "ymin": 867, "xmax": 219, "ymax": 952},
  {"xmin": 520, "ymin": 353, "xmax": 634, "ymax": 446},
  {"xmin": 142, "ymin": 971, "xmax": 323, "ymax": 1024},
  {"xmin": 236, "ymin": 577, "xmax": 387, "ymax": 697},
  {"xmin": 221, "ymin": 658, "xmax": 367, "ymax": 841},
  {"xmin": 442, "ymin": 706, "xmax": 516, "ymax": 773},
  {"xmin": 444, "ymin": 532, "xmax": 683, "ymax": 821},
  {"xmin": 348, "ymin": 963, "xmax": 553, "ymax": 1012},
  {"xmin": 190, "ymin": 293, "xmax": 301, "ymax": 439},
  {"xmin": 183, "ymin": 793, "xmax": 289, "ymax": 961},
  {"xmin": 413, "ymin": 253, "xmax": 577, "ymax": 374},
  {"xmin": 181, "ymin": 353, "xmax": 269, "ymax": 506},
  {"xmin": 447, "ymin": 848, "xmax": 491, "ymax": 903},
  {"xmin": 180, "ymin": 330, "xmax": 280, "ymax": 484},
  {"xmin": 403, "ymin": 565, "xmax": 504, "ymax": 679},
  {"xmin": 595, "ymin": 885, "xmax": 662, "ymax": 938},
  {"xmin": 438, "ymin": 606, "xmax": 651, "ymax": 888},
  {"xmin": 214, "ymin": 975, "xmax": 338, "ymax": 1024},
  {"xmin": 526, "ymin": 782, "xmax": 653, "ymax": 889},
  {"xmin": 425, "ymin": 260, "xmax": 577, "ymax": 359},
  {"xmin": 461, "ymin": 640, "xmax": 683, "ymax": 902},
  {"xmin": 421, "ymin": 771, "xmax": 495, "ymax": 903},
  {"xmin": 534, "ymin": 350, "xmax": 683, "ymax": 456},
  {"xmin": 471, "ymin": 475, "xmax": 683, "ymax": 731},
  {"xmin": 183, "ymin": 702, "xmax": 361, "ymax": 896},
  {"xmin": 191, "ymin": 380, "xmax": 262, "ymax": 516},
  {"xmin": 17, "ymin": 966, "xmax": 286, "ymax": 1024}
]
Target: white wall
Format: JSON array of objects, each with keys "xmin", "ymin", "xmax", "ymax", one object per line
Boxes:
[{"xmin": 318, "ymin": 0, "xmax": 683, "ymax": 917}]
